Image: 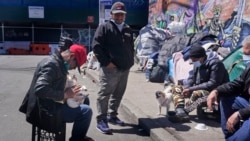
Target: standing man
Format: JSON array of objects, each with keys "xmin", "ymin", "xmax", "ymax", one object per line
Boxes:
[
  {"xmin": 92, "ymin": 2, "xmax": 134, "ymax": 134},
  {"xmin": 19, "ymin": 45, "xmax": 94, "ymax": 141}
]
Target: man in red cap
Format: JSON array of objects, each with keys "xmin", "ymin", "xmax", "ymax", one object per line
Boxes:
[
  {"xmin": 19, "ymin": 45, "xmax": 94, "ymax": 141},
  {"xmin": 92, "ymin": 1, "xmax": 134, "ymax": 134}
]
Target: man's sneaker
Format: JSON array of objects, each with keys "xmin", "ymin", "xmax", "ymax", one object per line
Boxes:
[
  {"xmin": 107, "ymin": 116, "xmax": 125, "ymax": 126},
  {"xmin": 96, "ymin": 120, "xmax": 112, "ymax": 134}
]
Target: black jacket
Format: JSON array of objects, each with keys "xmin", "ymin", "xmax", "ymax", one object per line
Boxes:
[
  {"xmin": 92, "ymin": 21, "xmax": 134, "ymax": 70},
  {"xmin": 186, "ymin": 51, "xmax": 229, "ymax": 92},
  {"xmin": 19, "ymin": 52, "xmax": 67, "ymax": 125},
  {"xmin": 216, "ymin": 66, "xmax": 250, "ymax": 120}
]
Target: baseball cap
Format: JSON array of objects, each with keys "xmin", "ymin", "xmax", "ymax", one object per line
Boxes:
[
  {"xmin": 111, "ymin": 2, "xmax": 126, "ymax": 14},
  {"xmin": 69, "ymin": 44, "xmax": 87, "ymax": 73}
]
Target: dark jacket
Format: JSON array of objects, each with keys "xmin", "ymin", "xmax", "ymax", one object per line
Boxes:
[
  {"xmin": 19, "ymin": 52, "xmax": 67, "ymax": 125},
  {"xmin": 216, "ymin": 66, "xmax": 250, "ymax": 120},
  {"xmin": 186, "ymin": 51, "xmax": 229, "ymax": 92},
  {"xmin": 92, "ymin": 21, "xmax": 134, "ymax": 70}
]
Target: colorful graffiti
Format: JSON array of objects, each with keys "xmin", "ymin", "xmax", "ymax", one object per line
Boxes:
[{"xmin": 148, "ymin": 0, "xmax": 250, "ymax": 50}]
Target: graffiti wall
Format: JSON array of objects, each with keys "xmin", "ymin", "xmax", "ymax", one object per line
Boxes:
[{"xmin": 148, "ymin": 0, "xmax": 250, "ymax": 50}]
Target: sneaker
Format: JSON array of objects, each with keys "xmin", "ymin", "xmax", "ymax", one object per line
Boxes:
[
  {"xmin": 107, "ymin": 116, "xmax": 125, "ymax": 126},
  {"xmin": 96, "ymin": 120, "xmax": 112, "ymax": 134}
]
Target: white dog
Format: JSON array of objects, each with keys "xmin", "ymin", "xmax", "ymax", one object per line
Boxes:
[
  {"xmin": 155, "ymin": 84, "xmax": 173, "ymax": 115},
  {"xmin": 87, "ymin": 51, "xmax": 100, "ymax": 70},
  {"xmin": 65, "ymin": 75, "xmax": 89, "ymax": 108}
]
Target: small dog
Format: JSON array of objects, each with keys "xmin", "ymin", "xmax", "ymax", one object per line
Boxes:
[
  {"xmin": 65, "ymin": 75, "xmax": 89, "ymax": 108},
  {"xmin": 87, "ymin": 51, "xmax": 100, "ymax": 70},
  {"xmin": 155, "ymin": 84, "xmax": 174, "ymax": 115}
]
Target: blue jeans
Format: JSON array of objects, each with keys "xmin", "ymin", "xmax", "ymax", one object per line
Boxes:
[
  {"xmin": 61, "ymin": 104, "xmax": 92, "ymax": 141},
  {"xmin": 220, "ymin": 96, "xmax": 250, "ymax": 141}
]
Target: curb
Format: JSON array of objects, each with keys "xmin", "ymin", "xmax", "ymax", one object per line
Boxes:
[
  {"xmin": 83, "ymin": 68, "xmax": 180, "ymax": 141},
  {"xmin": 120, "ymin": 99, "xmax": 179, "ymax": 141}
]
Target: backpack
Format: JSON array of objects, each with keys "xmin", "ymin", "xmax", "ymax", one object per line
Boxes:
[{"xmin": 149, "ymin": 65, "xmax": 167, "ymax": 83}]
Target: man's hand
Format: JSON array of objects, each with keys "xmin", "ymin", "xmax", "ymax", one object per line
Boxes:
[
  {"xmin": 227, "ymin": 111, "xmax": 240, "ymax": 133},
  {"xmin": 64, "ymin": 85, "xmax": 82, "ymax": 99},
  {"xmin": 207, "ymin": 90, "xmax": 218, "ymax": 111},
  {"xmin": 106, "ymin": 62, "xmax": 116, "ymax": 69},
  {"xmin": 182, "ymin": 89, "xmax": 190, "ymax": 98}
]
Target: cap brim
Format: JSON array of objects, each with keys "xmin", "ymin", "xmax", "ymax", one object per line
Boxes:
[
  {"xmin": 75, "ymin": 60, "xmax": 81, "ymax": 74},
  {"xmin": 77, "ymin": 66, "xmax": 81, "ymax": 74},
  {"xmin": 112, "ymin": 10, "xmax": 126, "ymax": 14}
]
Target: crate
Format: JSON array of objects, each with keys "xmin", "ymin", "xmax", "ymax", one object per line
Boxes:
[
  {"xmin": 197, "ymin": 102, "xmax": 220, "ymax": 122},
  {"xmin": 8, "ymin": 48, "xmax": 30, "ymax": 55},
  {"xmin": 31, "ymin": 123, "xmax": 66, "ymax": 141},
  {"xmin": 30, "ymin": 44, "xmax": 51, "ymax": 55}
]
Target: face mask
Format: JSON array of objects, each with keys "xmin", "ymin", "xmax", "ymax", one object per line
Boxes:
[
  {"xmin": 193, "ymin": 61, "xmax": 201, "ymax": 67},
  {"xmin": 64, "ymin": 62, "xmax": 70, "ymax": 70},
  {"xmin": 243, "ymin": 54, "xmax": 250, "ymax": 61}
]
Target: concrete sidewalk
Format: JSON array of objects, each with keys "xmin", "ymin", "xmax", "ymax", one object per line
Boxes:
[{"xmin": 83, "ymin": 64, "xmax": 225, "ymax": 141}]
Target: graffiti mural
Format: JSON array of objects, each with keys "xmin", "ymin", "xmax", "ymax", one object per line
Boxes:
[
  {"xmin": 148, "ymin": 0, "xmax": 250, "ymax": 50},
  {"xmin": 78, "ymin": 29, "xmax": 95, "ymax": 48}
]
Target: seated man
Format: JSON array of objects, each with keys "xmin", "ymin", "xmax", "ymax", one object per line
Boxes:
[
  {"xmin": 170, "ymin": 43, "xmax": 229, "ymax": 122},
  {"xmin": 207, "ymin": 66, "xmax": 250, "ymax": 141},
  {"xmin": 19, "ymin": 45, "xmax": 94, "ymax": 141},
  {"xmin": 207, "ymin": 36, "xmax": 250, "ymax": 141}
]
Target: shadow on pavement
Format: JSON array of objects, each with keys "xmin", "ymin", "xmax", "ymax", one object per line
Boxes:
[{"xmin": 111, "ymin": 122, "xmax": 150, "ymax": 136}]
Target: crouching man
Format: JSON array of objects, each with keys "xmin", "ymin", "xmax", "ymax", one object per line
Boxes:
[{"xmin": 170, "ymin": 43, "xmax": 229, "ymax": 122}]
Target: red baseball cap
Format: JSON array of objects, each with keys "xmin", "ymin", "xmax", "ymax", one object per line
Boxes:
[{"xmin": 69, "ymin": 44, "xmax": 87, "ymax": 73}]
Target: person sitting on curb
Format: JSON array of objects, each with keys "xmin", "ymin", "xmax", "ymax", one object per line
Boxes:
[
  {"xmin": 207, "ymin": 66, "xmax": 250, "ymax": 141},
  {"xmin": 207, "ymin": 36, "xmax": 250, "ymax": 141},
  {"xmin": 169, "ymin": 43, "xmax": 229, "ymax": 122},
  {"xmin": 19, "ymin": 45, "xmax": 94, "ymax": 141}
]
